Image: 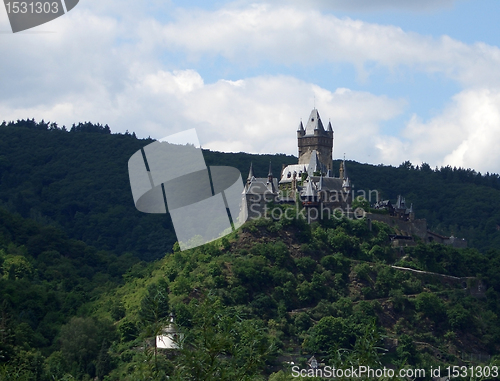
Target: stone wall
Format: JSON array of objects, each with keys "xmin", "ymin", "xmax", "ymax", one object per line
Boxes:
[
  {"xmin": 367, "ymin": 213, "xmax": 428, "ymax": 240},
  {"xmin": 298, "ymin": 135, "xmax": 333, "ymax": 171}
]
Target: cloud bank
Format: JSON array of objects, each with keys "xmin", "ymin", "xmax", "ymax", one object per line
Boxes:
[{"xmin": 1, "ymin": 1, "xmax": 500, "ymax": 174}]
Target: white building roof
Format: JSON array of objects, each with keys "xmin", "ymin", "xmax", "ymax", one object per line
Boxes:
[{"xmin": 280, "ymin": 164, "xmax": 308, "ymax": 184}]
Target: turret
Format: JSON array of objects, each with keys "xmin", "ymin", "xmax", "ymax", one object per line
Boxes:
[
  {"xmin": 327, "ymin": 121, "xmax": 334, "ymax": 138},
  {"xmin": 297, "ymin": 120, "xmax": 305, "ymax": 138}
]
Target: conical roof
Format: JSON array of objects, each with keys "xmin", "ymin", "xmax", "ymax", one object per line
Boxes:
[
  {"xmin": 304, "ymin": 109, "xmax": 325, "ymax": 136},
  {"xmin": 303, "ymin": 179, "xmax": 316, "ymax": 197},
  {"xmin": 297, "ymin": 121, "xmax": 305, "ymax": 132}
]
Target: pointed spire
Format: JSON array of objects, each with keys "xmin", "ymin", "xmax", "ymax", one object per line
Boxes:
[
  {"xmin": 396, "ymin": 195, "xmax": 402, "ymax": 209},
  {"xmin": 327, "ymin": 120, "xmax": 333, "ymax": 132},
  {"xmin": 297, "ymin": 120, "xmax": 304, "ymax": 132},
  {"xmin": 342, "ymin": 177, "xmax": 351, "ymax": 191},
  {"xmin": 308, "ymin": 150, "xmax": 321, "ymax": 177},
  {"xmin": 342, "ymin": 154, "xmax": 347, "ymax": 180},
  {"xmin": 268, "ymin": 161, "xmax": 273, "ymax": 178},
  {"xmin": 247, "ymin": 162, "xmax": 254, "ymax": 181}
]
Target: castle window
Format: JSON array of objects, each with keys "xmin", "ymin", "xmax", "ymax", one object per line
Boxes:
[{"xmin": 287, "ymin": 172, "xmax": 291, "ymax": 178}]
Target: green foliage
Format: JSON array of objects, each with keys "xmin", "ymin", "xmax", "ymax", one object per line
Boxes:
[
  {"xmin": 351, "ymin": 196, "xmax": 370, "ymax": 212},
  {"xmin": 59, "ymin": 316, "xmax": 116, "ymax": 377},
  {"xmin": 340, "ymin": 158, "xmax": 500, "ymax": 252},
  {"xmin": 139, "ymin": 279, "xmax": 170, "ymax": 328},
  {"xmin": 0, "ymin": 123, "xmax": 500, "ymax": 379},
  {"xmin": 396, "ymin": 334, "xmax": 418, "ymax": 365},
  {"xmin": 415, "ymin": 292, "xmax": 447, "ymax": 323},
  {"xmin": 307, "ymin": 316, "xmax": 353, "ymax": 353},
  {"xmin": 171, "ymin": 295, "xmax": 276, "ymax": 381},
  {"xmin": 447, "ymin": 304, "xmax": 472, "ymax": 330}
]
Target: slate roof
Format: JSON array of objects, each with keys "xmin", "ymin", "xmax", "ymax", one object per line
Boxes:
[
  {"xmin": 304, "ymin": 109, "xmax": 327, "ymax": 136},
  {"xmin": 309, "ymin": 176, "xmax": 344, "ymax": 191},
  {"xmin": 244, "ymin": 178, "xmax": 279, "ymax": 194}
]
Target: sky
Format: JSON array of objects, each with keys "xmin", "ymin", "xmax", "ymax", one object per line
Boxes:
[{"xmin": 1, "ymin": 0, "xmax": 500, "ymax": 174}]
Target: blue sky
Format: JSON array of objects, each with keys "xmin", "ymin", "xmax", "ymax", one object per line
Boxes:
[{"xmin": 1, "ymin": 0, "xmax": 500, "ymax": 174}]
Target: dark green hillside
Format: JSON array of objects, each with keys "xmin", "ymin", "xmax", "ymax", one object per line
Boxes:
[
  {"xmin": 52, "ymin": 210, "xmax": 500, "ymax": 380},
  {"xmin": 0, "ymin": 207, "xmax": 138, "ymax": 379},
  {"xmin": 0, "ymin": 120, "xmax": 295, "ymax": 261},
  {"xmin": 1, "ymin": 201, "xmax": 500, "ymax": 380},
  {"xmin": 340, "ymin": 160, "xmax": 500, "ymax": 251},
  {"xmin": 1, "ymin": 118, "xmax": 499, "ymax": 255},
  {"xmin": 0, "ymin": 119, "xmax": 177, "ymax": 261}
]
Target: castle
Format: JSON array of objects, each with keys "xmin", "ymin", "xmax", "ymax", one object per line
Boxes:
[
  {"xmin": 240, "ymin": 108, "xmax": 467, "ymax": 248},
  {"xmin": 242, "ymin": 108, "xmax": 351, "ymax": 221}
]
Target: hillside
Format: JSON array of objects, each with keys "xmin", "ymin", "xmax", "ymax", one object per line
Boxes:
[
  {"xmin": 2, "ymin": 206, "xmax": 495, "ymax": 380},
  {"xmin": 1, "ymin": 120, "xmax": 499, "ymax": 261},
  {"xmin": 0, "ymin": 207, "xmax": 139, "ymax": 379},
  {"xmin": 1, "ymin": 120, "xmax": 500, "ymax": 379}
]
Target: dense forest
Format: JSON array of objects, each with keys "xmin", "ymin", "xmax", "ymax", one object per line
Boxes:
[
  {"xmin": 1, "ymin": 120, "xmax": 500, "ymax": 380},
  {"xmin": 1, "ymin": 119, "xmax": 499, "ymax": 260}
]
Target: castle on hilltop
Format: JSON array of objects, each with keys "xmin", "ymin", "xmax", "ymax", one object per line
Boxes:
[
  {"xmin": 240, "ymin": 108, "xmax": 467, "ymax": 248},
  {"xmin": 242, "ymin": 108, "xmax": 351, "ymax": 221}
]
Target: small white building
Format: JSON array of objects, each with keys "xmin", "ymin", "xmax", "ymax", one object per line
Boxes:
[{"xmin": 156, "ymin": 314, "xmax": 183, "ymax": 350}]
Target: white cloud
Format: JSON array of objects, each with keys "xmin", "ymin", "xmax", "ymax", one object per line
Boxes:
[
  {"xmin": 272, "ymin": 0, "xmax": 458, "ymax": 12},
  {"xmin": 157, "ymin": 4, "xmax": 500, "ymax": 87},
  {"xmin": 1, "ymin": 1, "xmax": 500, "ymax": 174},
  {"xmin": 376, "ymin": 88, "xmax": 500, "ymax": 173}
]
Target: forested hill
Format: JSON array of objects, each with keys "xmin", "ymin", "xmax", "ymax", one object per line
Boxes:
[
  {"xmin": 0, "ymin": 120, "xmax": 294, "ymax": 260},
  {"xmin": 1, "ymin": 119, "xmax": 500, "ymax": 258},
  {"xmin": 342, "ymin": 160, "xmax": 500, "ymax": 251}
]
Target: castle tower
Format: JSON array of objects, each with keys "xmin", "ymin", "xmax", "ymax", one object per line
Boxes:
[{"xmin": 297, "ymin": 109, "xmax": 333, "ymax": 173}]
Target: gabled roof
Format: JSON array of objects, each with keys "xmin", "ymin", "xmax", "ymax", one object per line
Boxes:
[
  {"xmin": 309, "ymin": 176, "xmax": 344, "ymax": 192},
  {"xmin": 244, "ymin": 178, "xmax": 279, "ymax": 195},
  {"xmin": 280, "ymin": 164, "xmax": 308, "ymax": 183},
  {"xmin": 304, "ymin": 109, "xmax": 326, "ymax": 136}
]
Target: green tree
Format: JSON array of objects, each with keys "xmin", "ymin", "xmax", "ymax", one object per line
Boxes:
[
  {"xmin": 415, "ymin": 292, "xmax": 446, "ymax": 323},
  {"xmin": 59, "ymin": 317, "xmax": 101, "ymax": 376},
  {"xmin": 172, "ymin": 294, "xmax": 275, "ymax": 381},
  {"xmin": 139, "ymin": 279, "xmax": 170, "ymax": 372}
]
